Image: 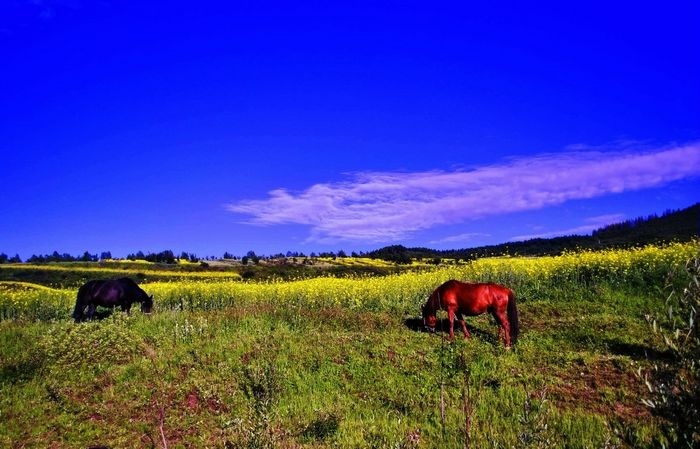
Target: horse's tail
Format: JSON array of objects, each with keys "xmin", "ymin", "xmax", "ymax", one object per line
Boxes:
[{"xmin": 507, "ymin": 291, "xmax": 519, "ymax": 345}]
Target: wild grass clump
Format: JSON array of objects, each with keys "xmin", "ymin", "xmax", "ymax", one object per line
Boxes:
[{"xmin": 227, "ymin": 340, "xmax": 284, "ymax": 449}]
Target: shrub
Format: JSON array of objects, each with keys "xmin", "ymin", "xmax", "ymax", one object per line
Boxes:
[{"xmin": 642, "ymin": 254, "xmax": 699, "ymax": 447}]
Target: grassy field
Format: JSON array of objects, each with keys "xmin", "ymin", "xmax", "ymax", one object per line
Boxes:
[{"xmin": 0, "ymin": 241, "xmax": 697, "ymax": 448}]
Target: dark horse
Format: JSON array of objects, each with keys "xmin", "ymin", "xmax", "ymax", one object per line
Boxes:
[
  {"xmin": 422, "ymin": 280, "xmax": 519, "ymax": 348},
  {"xmin": 73, "ymin": 278, "xmax": 153, "ymax": 322}
]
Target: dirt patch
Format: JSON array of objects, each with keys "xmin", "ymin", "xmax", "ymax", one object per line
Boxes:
[
  {"xmin": 519, "ymin": 307, "xmax": 566, "ymax": 332},
  {"xmin": 301, "ymin": 307, "xmax": 395, "ymax": 331},
  {"xmin": 220, "ymin": 304, "xmax": 395, "ymax": 332},
  {"xmin": 222, "ymin": 303, "xmax": 276, "ymax": 320},
  {"xmin": 186, "ymin": 391, "xmax": 200, "ymax": 410},
  {"xmin": 548, "ymin": 358, "xmax": 651, "ymax": 421}
]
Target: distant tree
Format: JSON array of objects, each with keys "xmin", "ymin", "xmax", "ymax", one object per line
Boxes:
[
  {"xmin": 84, "ymin": 251, "xmax": 98, "ymax": 262},
  {"xmin": 337, "ymin": 250, "xmax": 347, "ymax": 258},
  {"xmin": 351, "ymin": 251, "xmax": 359, "ymax": 258},
  {"xmin": 368, "ymin": 245, "xmax": 411, "ymax": 264},
  {"xmin": 27, "ymin": 254, "xmax": 44, "ymax": 263},
  {"xmin": 180, "ymin": 251, "xmax": 190, "ymax": 261},
  {"xmin": 0, "ymin": 253, "xmax": 8, "ymax": 264},
  {"xmin": 9, "ymin": 254, "xmax": 21, "ymax": 263},
  {"xmin": 223, "ymin": 252, "xmax": 234, "ymax": 260},
  {"xmin": 246, "ymin": 250, "xmax": 260, "ymax": 264},
  {"xmin": 158, "ymin": 250, "xmax": 176, "ymax": 264},
  {"xmin": 241, "ymin": 256, "xmax": 249, "ymax": 265},
  {"xmin": 100, "ymin": 251, "xmax": 112, "ymax": 260},
  {"xmin": 140, "ymin": 250, "xmax": 175, "ymax": 264}
]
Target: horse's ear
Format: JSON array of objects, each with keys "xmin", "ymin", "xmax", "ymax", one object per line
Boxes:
[{"xmin": 149, "ymin": 295, "xmax": 153, "ymax": 300}]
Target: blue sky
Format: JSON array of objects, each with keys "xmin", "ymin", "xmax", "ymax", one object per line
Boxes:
[{"xmin": 1, "ymin": 1, "xmax": 699, "ymax": 258}]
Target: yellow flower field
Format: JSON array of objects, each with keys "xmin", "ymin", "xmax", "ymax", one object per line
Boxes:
[{"xmin": 0, "ymin": 240, "xmax": 696, "ymax": 321}]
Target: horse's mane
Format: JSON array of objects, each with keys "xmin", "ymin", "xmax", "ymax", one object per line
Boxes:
[{"xmin": 423, "ymin": 289, "xmax": 440, "ymax": 314}]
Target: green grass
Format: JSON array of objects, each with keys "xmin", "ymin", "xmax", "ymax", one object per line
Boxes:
[
  {"xmin": 4, "ymin": 243, "xmax": 696, "ymax": 447},
  {"xmin": 0, "ymin": 285, "xmax": 673, "ymax": 448}
]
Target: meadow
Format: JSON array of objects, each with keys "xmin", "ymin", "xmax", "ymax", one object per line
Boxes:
[{"xmin": 0, "ymin": 241, "xmax": 697, "ymax": 448}]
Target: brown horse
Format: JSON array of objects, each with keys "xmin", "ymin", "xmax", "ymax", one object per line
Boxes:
[{"xmin": 421, "ymin": 280, "xmax": 519, "ymax": 348}]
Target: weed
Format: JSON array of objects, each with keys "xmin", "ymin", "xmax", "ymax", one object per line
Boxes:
[{"xmin": 300, "ymin": 410, "xmax": 342, "ymax": 442}]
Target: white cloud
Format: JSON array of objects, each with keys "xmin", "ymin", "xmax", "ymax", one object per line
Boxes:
[
  {"xmin": 429, "ymin": 233, "xmax": 491, "ymax": 244},
  {"xmin": 226, "ymin": 142, "xmax": 700, "ymax": 243}
]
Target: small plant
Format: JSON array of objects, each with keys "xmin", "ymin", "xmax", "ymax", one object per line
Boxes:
[
  {"xmin": 229, "ymin": 342, "xmax": 283, "ymax": 449},
  {"xmin": 517, "ymin": 387, "xmax": 553, "ymax": 449},
  {"xmin": 642, "ymin": 255, "xmax": 700, "ymax": 447},
  {"xmin": 364, "ymin": 428, "xmax": 421, "ymax": 449},
  {"xmin": 173, "ymin": 316, "xmax": 209, "ymax": 343},
  {"xmin": 300, "ymin": 410, "xmax": 341, "ymax": 442}
]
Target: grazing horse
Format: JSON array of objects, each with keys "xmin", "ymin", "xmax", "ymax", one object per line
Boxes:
[
  {"xmin": 73, "ymin": 278, "xmax": 153, "ymax": 322},
  {"xmin": 422, "ymin": 280, "xmax": 519, "ymax": 348}
]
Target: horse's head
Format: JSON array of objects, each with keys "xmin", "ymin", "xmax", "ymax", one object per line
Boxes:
[
  {"xmin": 421, "ymin": 302, "xmax": 437, "ymax": 332},
  {"xmin": 141, "ymin": 294, "xmax": 154, "ymax": 314}
]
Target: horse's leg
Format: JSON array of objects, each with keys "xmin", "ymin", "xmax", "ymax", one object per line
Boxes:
[
  {"xmin": 73, "ymin": 301, "xmax": 85, "ymax": 323},
  {"xmin": 86, "ymin": 304, "xmax": 97, "ymax": 321},
  {"xmin": 494, "ymin": 309, "xmax": 511, "ymax": 348},
  {"xmin": 491, "ymin": 310, "xmax": 503, "ymax": 344},
  {"xmin": 122, "ymin": 303, "xmax": 132, "ymax": 315},
  {"xmin": 447, "ymin": 309, "xmax": 456, "ymax": 341},
  {"xmin": 456, "ymin": 313, "xmax": 470, "ymax": 339}
]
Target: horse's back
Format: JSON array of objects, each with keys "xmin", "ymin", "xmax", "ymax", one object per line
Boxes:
[
  {"xmin": 441, "ymin": 280, "xmax": 512, "ymax": 296},
  {"xmin": 93, "ymin": 280, "xmax": 126, "ymax": 304},
  {"xmin": 116, "ymin": 277, "xmax": 138, "ymax": 287},
  {"xmin": 438, "ymin": 280, "xmax": 511, "ymax": 314},
  {"xmin": 116, "ymin": 277, "xmax": 148, "ymax": 298},
  {"xmin": 78, "ymin": 280, "xmax": 105, "ymax": 299}
]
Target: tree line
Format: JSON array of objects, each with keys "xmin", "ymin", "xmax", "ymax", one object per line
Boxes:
[
  {"xmin": 0, "ymin": 249, "xmax": 360, "ymax": 265},
  {"xmin": 2, "ymin": 203, "xmax": 696, "ymax": 265},
  {"xmin": 367, "ymin": 203, "xmax": 699, "ymax": 263}
]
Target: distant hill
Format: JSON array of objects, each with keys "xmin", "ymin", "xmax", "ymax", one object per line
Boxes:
[{"xmin": 368, "ymin": 203, "xmax": 699, "ymax": 262}]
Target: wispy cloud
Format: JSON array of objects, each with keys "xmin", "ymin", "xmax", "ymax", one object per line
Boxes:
[
  {"xmin": 511, "ymin": 214, "xmax": 626, "ymax": 241},
  {"xmin": 226, "ymin": 142, "xmax": 700, "ymax": 243},
  {"xmin": 429, "ymin": 233, "xmax": 491, "ymax": 245}
]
